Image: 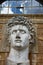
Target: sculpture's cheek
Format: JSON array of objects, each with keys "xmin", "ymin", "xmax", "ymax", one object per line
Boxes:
[{"xmin": 20, "ymin": 34, "xmax": 29, "ymax": 47}]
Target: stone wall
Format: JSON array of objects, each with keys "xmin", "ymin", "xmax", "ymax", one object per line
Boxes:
[{"xmin": 0, "ymin": 14, "xmax": 43, "ymax": 65}]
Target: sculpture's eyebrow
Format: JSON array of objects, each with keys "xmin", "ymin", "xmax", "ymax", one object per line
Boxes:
[{"xmin": 12, "ymin": 29, "xmax": 26, "ymax": 32}]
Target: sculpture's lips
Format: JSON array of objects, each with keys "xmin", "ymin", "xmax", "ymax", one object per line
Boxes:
[{"xmin": 15, "ymin": 40, "xmax": 22, "ymax": 43}]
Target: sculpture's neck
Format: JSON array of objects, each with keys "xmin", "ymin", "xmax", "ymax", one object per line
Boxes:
[{"xmin": 7, "ymin": 48, "xmax": 29, "ymax": 63}]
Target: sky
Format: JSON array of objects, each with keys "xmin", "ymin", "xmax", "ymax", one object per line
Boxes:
[{"xmin": 1, "ymin": 0, "xmax": 43, "ymax": 14}]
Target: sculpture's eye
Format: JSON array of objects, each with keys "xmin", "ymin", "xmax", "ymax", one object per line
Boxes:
[
  {"xmin": 12, "ymin": 29, "xmax": 26, "ymax": 34},
  {"xmin": 20, "ymin": 30, "xmax": 26, "ymax": 34},
  {"xmin": 12, "ymin": 30, "xmax": 17, "ymax": 33}
]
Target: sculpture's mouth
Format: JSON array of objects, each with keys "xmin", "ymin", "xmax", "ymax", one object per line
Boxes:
[
  {"xmin": 15, "ymin": 40, "xmax": 22, "ymax": 43},
  {"xmin": 15, "ymin": 43, "xmax": 22, "ymax": 48}
]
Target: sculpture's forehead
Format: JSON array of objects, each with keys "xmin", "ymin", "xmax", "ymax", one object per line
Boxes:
[
  {"xmin": 14, "ymin": 25, "xmax": 23, "ymax": 29},
  {"xmin": 10, "ymin": 25, "xmax": 29, "ymax": 32}
]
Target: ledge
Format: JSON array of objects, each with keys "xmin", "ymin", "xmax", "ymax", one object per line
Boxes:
[{"xmin": 0, "ymin": 14, "xmax": 43, "ymax": 19}]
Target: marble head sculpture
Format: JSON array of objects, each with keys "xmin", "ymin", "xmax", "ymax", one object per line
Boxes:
[{"xmin": 5, "ymin": 16, "xmax": 35, "ymax": 65}]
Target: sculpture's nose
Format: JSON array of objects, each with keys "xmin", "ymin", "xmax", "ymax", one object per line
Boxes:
[
  {"xmin": 16, "ymin": 35, "xmax": 20, "ymax": 39},
  {"xmin": 16, "ymin": 30, "xmax": 20, "ymax": 39}
]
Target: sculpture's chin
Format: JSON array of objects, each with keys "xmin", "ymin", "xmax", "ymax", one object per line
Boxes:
[
  {"xmin": 13, "ymin": 46, "xmax": 23, "ymax": 50},
  {"xmin": 12, "ymin": 43, "xmax": 28, "ymax": 50}
]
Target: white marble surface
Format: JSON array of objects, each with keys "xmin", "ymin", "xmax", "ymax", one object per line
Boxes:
[
  {"xmin": 7, "ymin": 24, "xmax": 31, "ymax": 65},
  {"xmin": 7, "ymin": 58, "xmax": 30, "ymax": 65}
]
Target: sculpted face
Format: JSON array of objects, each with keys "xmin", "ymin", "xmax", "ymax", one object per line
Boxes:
[{"xmin": 9, "ymin": 24, "xmax": 31, "ymax": 50}]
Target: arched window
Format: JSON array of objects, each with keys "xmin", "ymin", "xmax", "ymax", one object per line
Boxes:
[{"xmin": 0, "ymin": 0, "xmax": 43, "ymax": 14}]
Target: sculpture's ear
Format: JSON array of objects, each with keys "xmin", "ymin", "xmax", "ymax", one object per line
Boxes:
[{"xmin": 28, "ymin": 34, "xmax": 31, "ymax": 40}]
